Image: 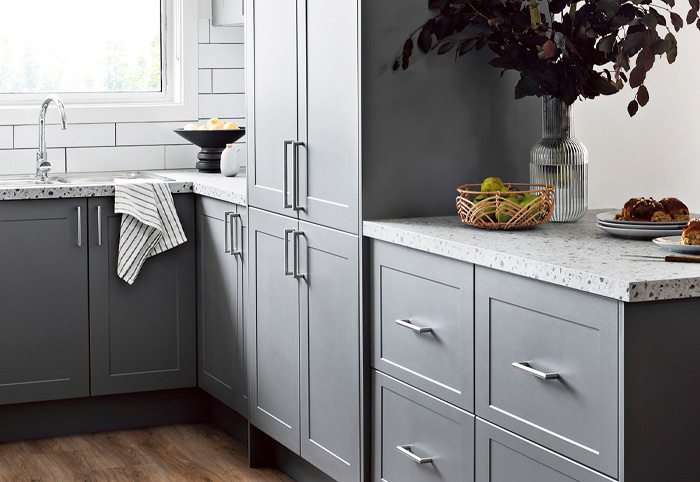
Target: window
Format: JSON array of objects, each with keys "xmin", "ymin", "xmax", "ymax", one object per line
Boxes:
[{"xmin": 0, "ymin": 0, "xmax": 197, "ymax": 125}]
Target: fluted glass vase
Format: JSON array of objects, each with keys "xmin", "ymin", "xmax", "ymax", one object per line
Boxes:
[{"xmin": 530, "ymin": 96, "xmax": 588, "ymax": 222}]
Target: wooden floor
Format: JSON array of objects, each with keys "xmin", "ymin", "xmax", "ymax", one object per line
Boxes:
[{"xmin": 0, "ymin": 423, "xmax": 295, "ymax": 482}]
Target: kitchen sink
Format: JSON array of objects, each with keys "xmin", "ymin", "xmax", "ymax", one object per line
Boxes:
[
  {"xmin": 0, "ymin": 174, "xmax": 64, "ymax": 186},
  {"xmin": 54, "ymin": 171, "xmax": 173, "ymax": 184}
]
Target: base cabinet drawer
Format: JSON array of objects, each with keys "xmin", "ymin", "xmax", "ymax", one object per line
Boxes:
[
  {"xmin": 370, "ymin": 240, "xmax": 474, "ymax": 410},
  {"xmin": 372, "ymin": 370, "xmax": 474, "ymax": 482},
  {"xmin": 475, "ymin": 267, "xmax": 619, "ymax": 477},
  {"xmin": 476, "ymin": 419, "xmax": 615, "ymax": 482}
]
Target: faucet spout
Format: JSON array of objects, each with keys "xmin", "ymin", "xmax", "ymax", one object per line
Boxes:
[{"xmin": 37, "ymin": 95, "xmax": 67, "ymax": 181}]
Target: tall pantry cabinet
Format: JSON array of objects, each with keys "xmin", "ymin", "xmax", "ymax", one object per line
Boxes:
[{"xmin": 246, "ymin": 1, "xmax": 362, "ymax": 482}]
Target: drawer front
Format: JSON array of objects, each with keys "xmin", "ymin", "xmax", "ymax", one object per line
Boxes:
[
  {"xmin": 370, "ymin": 240, "xmax": 474, "ymax": 410},
  {"xmin": 476, "ymin": 419, "xmax": 615, "ymax": 482},
  {"xmin": 475, "ymin": 267, "xmax": 619, "ymax": 478},
  {"xmin": 372, "ymin": 370, "xmax": 474, "ymax": 482}
]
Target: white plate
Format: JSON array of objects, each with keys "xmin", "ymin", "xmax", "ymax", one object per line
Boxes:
[
  {"xmin": 596, "ymin": 211, "xmax": 695, "ymax": 226},
  {"xmin": 653, "ymin": 236, "xmax": 700, "ymax": 253},
  {"xmin": 597, "ymin": 222, "xmax": 683, "ymax": 239},
  {"xmin": 596, "ymin": 218, "xmax": 681, "ymax": 230}
]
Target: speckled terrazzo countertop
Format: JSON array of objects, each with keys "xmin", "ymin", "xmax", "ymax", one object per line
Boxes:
[
  {"xmin": 0, "ymin": 169, "xmax": 247, "ymax": 205},
  {"xmin": 363, "ymin": 210, "xmax": 700, "ymax": 303}
]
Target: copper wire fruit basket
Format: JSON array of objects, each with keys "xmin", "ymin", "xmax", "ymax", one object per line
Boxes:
[{"xmin": 456, "ymin": 183, "xmax": 555, "ymax": 230}]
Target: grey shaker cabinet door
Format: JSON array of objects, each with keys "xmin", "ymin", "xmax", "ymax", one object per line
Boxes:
[
  {"xmin": 299, "ymin": 221, "xmax": 360, "ymax": 482},
  {"xmin": 370, "ymin": 240, "xmax": 474, "ymax": 411},
  {"xmin": 0, "ymin": 198, "xmax": 90, "ymax": 405},
  {"xmin": 248, "ymin": 207, "xmax": 301, "ymax": 454},
  {"xmin": 196, "ymin": 196, "xmax": 247, "ymax": 417},
  {"xmin": 247, "ymin": 0, "xmax": 300, "ymax": 219},
  {"xmin": 475, "ymin": 266, "xmax": 618, "ymax": 478},
  {"xmin": 296, "ymin": 0, "xmax": 359, "ymax": 234},
  {"xmin": 372, "ymin": 370, "xmax": 474, "ymax": 482},
  {"xmin": 88, "ymin": 195, "xmax": 196, "ymax": 396},
  {"xmin": 476, "ymin": 419, "xmax": 615, "ymax": 482}
]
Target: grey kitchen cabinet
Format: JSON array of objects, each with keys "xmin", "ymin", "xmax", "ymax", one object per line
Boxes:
[
  {"xmin": 248, "ymin": 207, "xmax": 361, "ymax": 482},
  {"xmin": 0, "ymin": 198, "xmax": 90, "ymax": 406},
  {"xmin": 475, "ymin": 266, "xmax": 619, "ymax": 478},
  {"xmin": 370, "ymin": 240, "xmax": 474, "ymax": 411},
  {"xmin": 88, "ymin": 195, "xmax": 196, "ymax": 397},
  {"xmin": 476, "ymin": 419, "xmax": 615, "ymax": 482},
  {"xmin": 247, "ymin": 0, "xmax": 359, "ymax": 234},
  {"xmin": 212, "ymin": 0, "xmax": 244, "ymax": 26},
  {"xmin": 196, "ymin": 196, "xmax": 247, "ymax": 416},
  {"xmin": 372, "ymin": 370, "xmax": 475, "ymax": 482}
]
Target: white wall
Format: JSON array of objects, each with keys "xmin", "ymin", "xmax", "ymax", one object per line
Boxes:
[
  {"xmin": 577, "ymin": 0, "xmax": 700, "ymax": 210},
  {"xmin": 0, "ymin": 0, "xmax": 246, "ymax": 175}
]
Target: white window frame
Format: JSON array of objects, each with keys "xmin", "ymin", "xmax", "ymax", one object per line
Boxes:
[{"xmin": 0, "ymin": 0, "xmax": 198, "ymax": 126}]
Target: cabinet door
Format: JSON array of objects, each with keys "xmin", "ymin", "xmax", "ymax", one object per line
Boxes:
[
  {"xmin": 88, "ymin": 195, "xmax": 196, "ymax": 396},
  {"xmin": 196, "ymin": 196, "xmax": 247, "ymax": 416},
  {"xmin": 212, "ymin": 0, "xmax": 245, "ymax": 26},
  {"xmin": 0, "ymin": 199, "xmax": 89, "ymax": 405},
  {"xmin": 298, "ymin": 221, "xmax": 360, "ymax": 481},
  {"xmin": 297, "ymin": 0, "xmax": 359, "ymax": 234},
  {"xmin": 248, "ymin": 207, "xmax": 301, "ymax": 454},
  {"xmin": 248, "ymin": 0, "xmax": 300, "ymax": 218}
]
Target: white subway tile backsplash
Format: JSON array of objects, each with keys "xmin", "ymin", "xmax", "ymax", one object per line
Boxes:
[
  {"xmin": 165, "ymin": 144, "xmax": 202, "ymax": 170},
  {"xmin": 14, "ymin": 124, "xmax": 115, "ymax": 149},
  {"xmin": 212, "ymin": 69, "xmax": 245, "ymax": 94},
  {"xmin": 199, "ymin": 69, "xmax": 213, "ymax": 94},
  {"xmin": 0, "ymin": 127, "xmax": 13, "ymax": 149},
  {"xmin": 0, "ymin": 148, "xmax": 65, "ymax": 175},
  {"xmin": 67, "ymin": 146, "xmax": 165, "ymax": 172},
  {"xmin": 210, "ymin": 25, "xmax": 244, "ymax": 44},
  {"xmin": 199, "ymin": 18, "xmax": 210, "ymax": 43},
  {"xmin": 199, "ymin": 44, "xmax": 245, "ymax": 69},
  {"xmin": 199, "ymin": 94, "xmax": 246, "ymax": 119},
  {"xmin": 116, "ymin": 122, "xmax": 192, "ymax": 146}
]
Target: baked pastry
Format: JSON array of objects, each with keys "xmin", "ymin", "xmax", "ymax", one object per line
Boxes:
[
  {"xmin": 659, "ymin": 197, "xmax": 690, "ymax": 222},
  {"xmin": 614, "ymin": 197, "xmax": 644, "ymax": 220},
  {"xmin": 682, "ymin": 219, "xmax": 700, "ymax": 245},
  {"xmin": 628, "ymin": 198, "xmax": 672, "ymax": 222}
]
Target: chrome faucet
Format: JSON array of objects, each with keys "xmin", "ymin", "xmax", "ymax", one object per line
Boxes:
[{"xmin": 36, "ymin": 96, "xmax": 67, "ymax": 181}]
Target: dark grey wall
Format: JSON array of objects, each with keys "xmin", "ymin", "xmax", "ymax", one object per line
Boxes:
[{"xmin": 361, "ymin": 1, "xmax": 541, "ymax": 220}]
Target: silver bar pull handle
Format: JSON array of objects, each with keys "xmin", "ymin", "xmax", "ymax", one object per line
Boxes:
[
  {"xmin": 241, "ymin": 0, "xmax": 244, "ymax": 15},
  {"xmin": 230, "ymin": 213, "xmax": 242, "ymax": 256},
  {"xmin": 76, "ymin": 206, "xmax": 82, "ymax": 247},
  {"xmin": 395, "ymin": 319, "xmax": 433, "ymax": 334},
  {"xmin": 283, "ymin": 140, "xmax": 294, "ymax": 209},
  {"xmin": 292, "ymin": 230, "xmax": 305, "ymax": 279},
  {"xmin": 396, "ymin": 445, "xmax": 433, "ymax": 464},
  {"xmin": 292, "ymin": 141, "xmax": 305, "ymax": 211},
  {"xmin": 224, "ymin": 211, "xmax": 235, "ymax": 253},
  {"xmin": 284, "ymin": 228, "xmax": 294, "ymax": 276},
  {"xmin": 96, "ymin": 205, "xmax": 102, "ymax": 246},
  {"xmin": 512, "ymin": 361, "xmax": 560, "ymax": 380}
]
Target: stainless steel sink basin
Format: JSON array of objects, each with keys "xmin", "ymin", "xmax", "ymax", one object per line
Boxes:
[
  {"xmin": 0, "ymin": 174, "xmax": 63, "ymax": 186},
  {"xmin": 54, "ymin": 171, "xmax": 173, "ymax": 184}
]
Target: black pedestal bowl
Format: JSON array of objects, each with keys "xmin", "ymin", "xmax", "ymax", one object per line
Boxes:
[{"xmin": 173, "ymin": 128, "xmax": 246, "ymax": 173}]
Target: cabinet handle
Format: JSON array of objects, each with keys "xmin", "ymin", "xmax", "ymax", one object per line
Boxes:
[
  {"xmin": 283, "ymin": 140, "xmax": 294, "ymax": 209},
  {"xmin": 512, "ymin": 361, "xmax": 560, "ymax": 380},
  {"xmin": 292, "ymin": 230, "xmax": 305, "ymax": 279},
  {"xmin": 396, "ymin": 445, "xmax": 434, "ymax": 464},
  {"xmin": 230, "ymin": 213, "xmax": 242, "ymax": 256},
  {"xmin": 292, "ymin": 141, "xmax": 305, "ymax": 212},
  {"xmin": 224, "ymin": 211, "xmax": 235, "ymax": 254},
  {"xmin": 96, "ymin": 205, "xmax": 102, "ymax": 246},
  {"xmin": 284, "ymin": 228, "xmax": 294, "ymax": 276},
  {"xmin": 76, "ymin": 206, "xmax": 82, "ymax": 247},
  {"xmin": 395, "ymin": 319, "xmax": 433, "ymax": 334},
  {"xmin": 241, "ymin": 0, "xmax": 244, "ymax": 15}
]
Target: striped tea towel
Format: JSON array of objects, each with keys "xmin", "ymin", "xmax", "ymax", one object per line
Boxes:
[{"xmin": 114, "ymin": 179, "xmax": 187, "ymax": 284}]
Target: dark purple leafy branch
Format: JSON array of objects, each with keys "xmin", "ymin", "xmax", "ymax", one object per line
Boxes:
[{"xmin": 395, "ymin": 0, "xmax": 699, "ymax": 116}]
